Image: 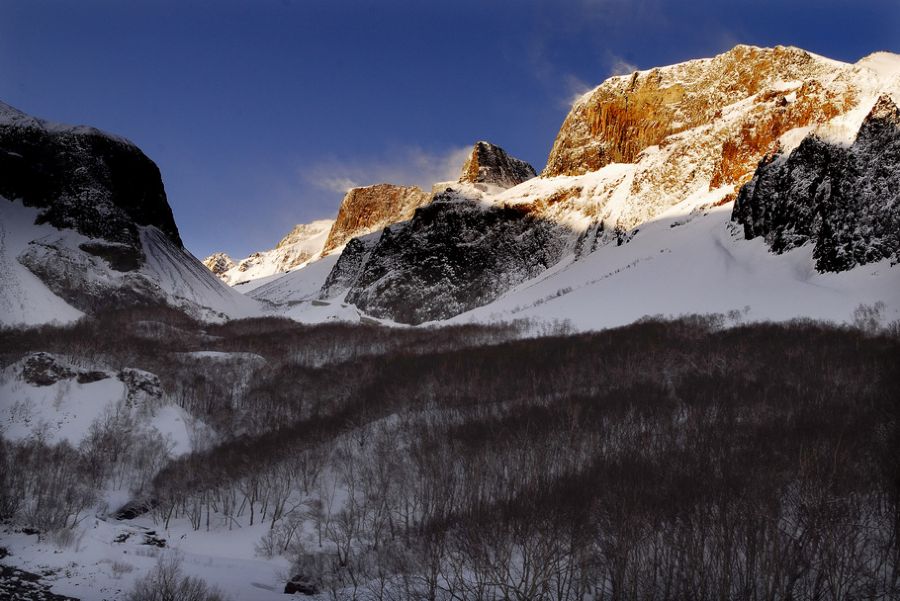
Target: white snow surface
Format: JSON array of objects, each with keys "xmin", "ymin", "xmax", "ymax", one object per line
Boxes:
[
  {"xmin": 0, "ymin": 198, "xmax": 262, "ymax": 326},
  {"xmin": 0, "ymin": 357, "xmax": 193, "ymax": 454},
  {"xmin": 1, "ymin": 517, "xmax": 290, "ymax": 601},
  {"xmin": 0, "ymin": 201, "xmax": 84, "ymax": 325},
  {"xmin": 249, "ymin": 251, "xmax": 341, "ymax": 305},
  {"xmin": 139, "ymin": 227, "xmax": 262, "ymax": 322}
]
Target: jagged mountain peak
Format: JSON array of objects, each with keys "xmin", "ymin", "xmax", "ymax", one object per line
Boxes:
[
  {"xmin": 0, "ymin": 99, "xmax": 181, "ymax": 251},
  {"xmin": 202, "ymin": 252, "xmax": 236, "ymax": 276},
  {"xmin": 545, "ymin": 44, "xmax": 853, "ymax": 178},
  {"xmin": 0, "ymin": 102, "xmax": 260, "ymax": 325},
  {"xmin": 864, "ymin": 93, "xmax": 900, "ymax": 123},
  {"xmin": 265, "ymin": 44, "xmax": 899, "ymax": 326},
  {"xmin": 459, "ymin": 141, "xmax": 537, "ymax": 188},
  {"xmin": 855, "ymin": 51, "xmax": 900, "ymax": 80}
]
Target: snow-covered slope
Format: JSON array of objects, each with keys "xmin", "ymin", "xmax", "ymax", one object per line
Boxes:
[
  {"xmin": 203, "ymin": 218, "xmax": 334, "ymax": 287},
  {"xmin": 449, "ymin": 193, "xmax": 900, "ymax": 330},
  {"xmin": 0, "ymin": 198, "xmax": 261, "ymax": 326},
  {"xmin": 0, "ymin": 200, "xmax": 84, "ymax": 326},
  {"xmin": 0, "ymin": 353, "xmax": 193, "ymax": 454}
]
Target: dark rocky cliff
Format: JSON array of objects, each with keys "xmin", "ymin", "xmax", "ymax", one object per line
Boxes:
[
  {"xmin": 342, "ymin": 189, "xmax": 568, "ymax": 324},
  {"xmin": 0, "ymin": 101, "xmax": 181, "ymax": 269},
  {"xmin": 732, "ymin": 95, "xmax": 900, "ymax": 272}
]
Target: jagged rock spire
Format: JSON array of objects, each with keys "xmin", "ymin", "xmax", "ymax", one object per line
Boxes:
[{"xmin": 459, "ymin": 141, "xmax": 536, "ymax": 188}]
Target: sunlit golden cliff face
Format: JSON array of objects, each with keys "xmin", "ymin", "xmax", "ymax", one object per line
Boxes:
[
  {"xmin": 546, "ymin": 46, "xmax": 854, "ymax": 178},
  {"xmin": 533, "ymin": 45, "xmax": 868, "ymax": 230},
  {"xmin": 322, "ymin": 183, "xmax": 431, "ymax": 254}
]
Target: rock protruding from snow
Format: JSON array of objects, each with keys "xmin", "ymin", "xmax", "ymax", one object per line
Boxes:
[
  {"xmin": 321, "ymin": 184, "xmax": 431, "ymax": 254},
  {"xmin": 733, "ymin": 94, "xmax": 900, "ymax": 271},
  {"xmin": 21, "ymin": 352, "xmax": 109, "ymax": 387},
  {"xmin": 204, "ymin": 219, "xmax": 333, "ymax": 286},
  {"xmin": 118, "ymin": 367, "xmax": 163, "ymax": 407},
  {"xmin": 458, "ymin": 141, "xmax": 536, "ymax": 188},
  {"xmin": 22, "ymin": 352, "xmax": 76, "ymax": 386}
]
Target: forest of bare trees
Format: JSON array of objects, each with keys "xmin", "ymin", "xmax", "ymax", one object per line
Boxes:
[{"xmin": 1, "ymin": 307, "xmax": 898, "ymax": 600}]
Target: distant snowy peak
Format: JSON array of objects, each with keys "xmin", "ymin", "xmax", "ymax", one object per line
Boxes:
[
  {"xmin": 459, "ymin": 141, "xmax": 536, "ymax": 189},
  {"xmin": 204, "ymin": 218, "xmax": 334, "ymax": 286},
  {"xmin": 277, "ymin": 219, "xmax": 334, "ymax": 250},
  {"xmin": 856, "ymin": 51, "xmax": 900, "ymax": 82}
]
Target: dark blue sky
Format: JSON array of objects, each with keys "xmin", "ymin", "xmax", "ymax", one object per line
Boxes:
[{"xmin": 3, "ymin": 0, "xmax": 898, "ymax": 258}]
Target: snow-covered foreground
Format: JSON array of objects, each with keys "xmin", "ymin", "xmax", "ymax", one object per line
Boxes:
[
  {"xmin": 0, "ymin": 355, "xmax": 194, "ymax": 455},
  {"xmin": 1, "ymin": 516, "xmax": 290, "ymax": 601}
]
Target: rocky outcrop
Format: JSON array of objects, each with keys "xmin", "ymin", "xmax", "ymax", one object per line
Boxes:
[
  {"xmin": 545, "ymin": 46, "xmax": 852, "ymax": 178},
  {"xmin": 459, "ymin": 141, "xmax": 536, "ymax": 188},
  {"xmin": 342, "ymin": 189, "xmax": 569, "ymax": 324},
  {"xmin": 118, "ymin": 367, "xmax": 164, "ymax": 407},
  {"xmin": 203, "ymin": 252, "xmax": 236, "ymax": 276},
  {"xmin": 0, "ymin": 101, "xmax": 181, "ymax": 268},
  {"xmin": 321, "ymin": 184, "xmax": 431, "ymax": 254},
  {"xmin": 21, "ymin": 352, "xmax": 109, "ymax": 386},
  {"xmin": 304, "ymin": 47, "xmax": 898, "ymax": 325},
  {"xmin": 732, "ymin": 95, "xmax": 900, "ymax": 271}
]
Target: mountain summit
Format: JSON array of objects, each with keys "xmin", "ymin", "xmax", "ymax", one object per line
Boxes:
[{"xmin": 459, "ymin": 141, "xmax": 537, "ymax": 188}]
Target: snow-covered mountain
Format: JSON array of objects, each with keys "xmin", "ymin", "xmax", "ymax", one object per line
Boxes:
[
  {"xmin": 0, "ymin": 102, "xmax": 260, "ymax": 326},
  {"xmin": 202, "ymin": 218, "xmax": 333, "ymax": 289},
  {"xmin": 3, "ymin": 45, "xmax": 898, "ymax": 331},
  {"xmin": 258, "ymin": 45, "xmax": 900, "ymax": 328}
]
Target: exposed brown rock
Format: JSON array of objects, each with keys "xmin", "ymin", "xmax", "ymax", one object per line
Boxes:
[
  {"xmin": 533, "ymin": 45, "xmax": 865, "ymax": 234},
  {"xmin": 709, "ymin": 82, "xmax": 854, "ymax": 191},
  {"xmin": 544, "ymin": 45, "xmax": 853, "ymax": 179},
  {"xmin": 322, "ymin": 184, "xmax": 431, "ymax": 254}
]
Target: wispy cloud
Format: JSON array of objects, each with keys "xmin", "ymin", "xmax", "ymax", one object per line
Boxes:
[
  {"xmin": 562, "ymin": 73, "xmax": 593, "ymax": 107},
  {"xmin": 303, "ymin": 146, "xmax": 472, "ymax": 194},
  {"xmin": 608, "ymin": 56, "xmax": 639, "ymax": 77}
]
